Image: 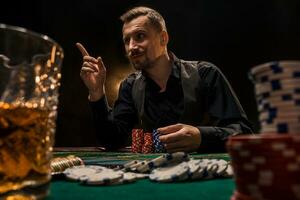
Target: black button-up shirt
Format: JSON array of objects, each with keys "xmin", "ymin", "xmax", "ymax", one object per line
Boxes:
[{"xmin": 90, "ymin": 54, "xmax": 253, "ymax": 152}]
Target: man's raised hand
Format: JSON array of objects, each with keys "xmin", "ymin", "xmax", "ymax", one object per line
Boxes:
[{"xmin": 76, "ymin": 42, "xmax": 106, "ymax": 101}]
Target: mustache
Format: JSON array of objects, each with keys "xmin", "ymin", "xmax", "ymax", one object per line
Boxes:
[{"xmin": 127, "ymin": 49, "xmax": 145, "ymax": 58}]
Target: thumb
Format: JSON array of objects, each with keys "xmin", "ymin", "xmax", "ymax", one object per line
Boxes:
[{"xmin": 158, "ymin": 124, "xmax": 182, "ymax": 135}]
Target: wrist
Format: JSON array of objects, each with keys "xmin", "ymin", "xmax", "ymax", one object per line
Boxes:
[{"xmin": 88, "ymin": 87, "xmax": 105, "ymax": 102}]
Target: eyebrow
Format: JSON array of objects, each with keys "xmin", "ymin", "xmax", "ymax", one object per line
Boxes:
[{"xmin": 123, "ymin": 29, "xmax": 147, "ymax": 40}]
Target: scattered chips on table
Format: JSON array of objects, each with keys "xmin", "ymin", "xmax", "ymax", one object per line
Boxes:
[{"xmin": 60, "ymin": 152, "xmax": 232, "ymax": 186}]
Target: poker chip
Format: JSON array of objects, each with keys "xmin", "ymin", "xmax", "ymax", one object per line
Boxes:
[
  {"xmin": 142, "ymin": 132, "xmax": 154, "ymax": 154},
  {"xmin": 227, "ymin": 134, "xmax": 300, "ymax": 200},
  {"xmin": 123, "ymin": 160, "xmax": 141, "ymax": 170},
  {"xmin": 149, "ymin": 162, "xmax": 190, "ymax": 182},
  {"xmin": 250, "ymin": 61, "xmax": 300, "ymax": 75},
  {"xmin": 131, "ymin": 152, "xmax": 189, "ymax": 173},
  {"xmin": 260, "ymin": 122, "xmax": 300, "ymax": 134},
  {"xmin": 259, "ymin": 110, "xmax": 300, "ymax": 121},
  {"xmin": 60, "ymin": 153, "xmax": 232, "ymax": 187},
  {"xmin": 250, "ymin": 60, "xmax": 300, "ymax": 134},
  {"xmin": 222, "ymin": 164, "xmax": 234, "ymax": 178},
  {"xmin": 80, "ymin": 169, "xmax": 124, "ymax": 185},
  {"xmin": 131, "ymin": 129, "xmax": 144, "ymax": 153},
  {"xmin": 188, "ymin": 159, "xmax": 207, "ymax": 179},
  {"xmin": 51, "ymin": 155, "xmax": 84, "ymax": 175},
  {"xmin": 152, "ymin": 129, "xmax": 166, "ymax": 153},
  {"xmin": 255, "ymin": 79, "xmax": 300, "ymax": 96},
  {"xmin": 254, "ymin": 70, "xmax": 300, "ymax": 83},
  {"xmin": 212, "ymin": 159, "xmax": 228, "ymax": 177},
  {"xmin": 63, "ymin": 165, "xmax": 106, "ymax": 181}
]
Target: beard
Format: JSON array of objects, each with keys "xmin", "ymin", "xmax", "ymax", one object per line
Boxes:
[
  {"xmin": 127, "ymin": 49, "xmax": 154, "ymax": 70},
  {"xmin": 130, "ymin": 55, "xmax": 153, "ymax": 70}
]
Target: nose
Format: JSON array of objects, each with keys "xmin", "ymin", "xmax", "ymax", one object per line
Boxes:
[{"xmin": 128, "ymin": 38, "xmax": 138, "ymax": 52}]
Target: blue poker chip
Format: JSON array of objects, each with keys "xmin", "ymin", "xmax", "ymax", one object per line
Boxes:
[
  {"xmin": 149, "ymin": 162, "xmax": 190, "ymax": 182},
  {"xmin": 255, "ymin": 80, "xmax": 300, "ymax": 96},
  {"xmin": 257, "ymin": 95, "xmax": 300, "ymax": 105},
  {"xmin": 256, "ymin": 70, "xmax": 300, "ymax": 83},
  {"xmin": 250, "ymin": 61, "xmax": 300, "ymax": 76},
  {"xmin": 152, "ymin": 129, "xmax": 166, "ymax": 153},
  {"xmin": 261, "ymin": 122, "xmax": 300, "ymax": 134},
  {"xmin": 259, "ymin": 88, "xmax": 300, "ymax": 99}
]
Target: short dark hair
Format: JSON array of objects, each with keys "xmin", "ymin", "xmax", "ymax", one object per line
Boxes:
[{"xmin": 120, "ymin": 6, "xmax": 167, "ymax": 32}]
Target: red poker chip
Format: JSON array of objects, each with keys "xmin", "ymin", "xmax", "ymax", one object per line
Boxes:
[
  {"xmin": 227, "ymin": 133, "xmax": 300, "ymax": 200},
  {"xmin": 142, "ymin": 132, "xmax": 153, "ymax": 154},
  {"xmin": 131, "ymin": 129, "xmax": 144, "ymax": 153}
]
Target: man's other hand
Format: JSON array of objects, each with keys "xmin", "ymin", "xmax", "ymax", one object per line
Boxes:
[{"xmin": 158, "ymin": 123, "xmax": 201, "ymax": 153}]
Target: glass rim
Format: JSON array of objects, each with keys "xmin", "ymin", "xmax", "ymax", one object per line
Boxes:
[{"xmin": 0, "ymin": 23, "xmax": 64, "ymax": 54}]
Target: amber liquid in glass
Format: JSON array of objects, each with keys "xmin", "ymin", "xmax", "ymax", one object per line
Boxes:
[{"xmin": 0, "ymin": 102, "xmax": 53, "ymax": 198}]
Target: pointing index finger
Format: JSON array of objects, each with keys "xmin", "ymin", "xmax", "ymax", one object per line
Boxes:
[{"xmin": 76, "ymin": 42, "xmax": 90, "ymax": 56}]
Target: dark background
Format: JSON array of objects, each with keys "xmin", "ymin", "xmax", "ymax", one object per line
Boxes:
[{"xmin": 1, "ymin": 0, "xmax": 300, "ymax": 146}]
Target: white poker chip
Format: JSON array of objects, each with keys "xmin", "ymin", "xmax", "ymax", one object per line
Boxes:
[
  {"xmin": 133, "ymin": 173, "xmax": 149, "ymax": 179},
  {"xmin": 214, "ymin": 159, "xmax": 229, "ymax": 176},
  {"xmin": 187, "ymin": 159, "xmax": 203, "ymax": 179},
  {"xmin": 122, "ymin": 172, "xmax": 138, "ymax": 183},
  {"xmin": 204, "ymin": 159, "xmax": 219, "ymax": 179},
  {"xmin": 149, "ymin": 162, "xmax": 189, "ymax": 182},
  {"xmin": 133, "ymin": 152, "xmax": 189, "ymax": 173},
  {"xmin": 191, "ymin": 163, "xmax": 207, "ymax": 180},
  {"xmin": 107, "ymin": 172, "xmax": 139, "ymax": 185},
  {"xmin": 222, "ymin": 164, "xmax": 233, "ymax": 178},
  {"xmin": 63, "ymin": 165, "xmax": 106, "ymax": 181},
  {"xmin": 123, "ymin": 160, "xmax": 141, "ymax": 170},
  {"xmin": 80, "ymin": 169, "xmax": 124, "ymax": 185}
]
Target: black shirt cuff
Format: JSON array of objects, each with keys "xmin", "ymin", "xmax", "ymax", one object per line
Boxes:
[
  {"xmin": 197, "ymin": 126, "xmax": 226, "ymax": 153},
  {"xmin": 89, "ymin": 96, "xmax": 110, "ymax": 114}
]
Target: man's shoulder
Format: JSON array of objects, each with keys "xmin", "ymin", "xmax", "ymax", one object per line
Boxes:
[
  {"xmin": 178, "ymin": 58, "xmax": 220, "ymax": 77},
  {"xmin": 121, "ymin": 71, "xmax": 141, "ymax": 87}
]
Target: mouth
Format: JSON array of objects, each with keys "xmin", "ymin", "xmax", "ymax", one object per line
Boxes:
[{"xmin": 130, "ymin": 53, "xmax": 144, "ymax": 59}]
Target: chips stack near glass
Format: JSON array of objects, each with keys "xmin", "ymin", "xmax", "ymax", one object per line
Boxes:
[
  {"xmin": 227, "ymin": 61, "xmax": 300, "ymax": 200},
  {"xmin": 51, "ymin": 155, "xmax": 84, "ymax": 175}
]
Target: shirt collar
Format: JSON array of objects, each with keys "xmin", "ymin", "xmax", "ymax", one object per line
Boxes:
[
  {"xmin": 141, "ymin": 51, "xmax": 180, "ymax": 79},
  {"xmin": 169, "ymin": 52, "xmax": 181, "ymax": 79}
]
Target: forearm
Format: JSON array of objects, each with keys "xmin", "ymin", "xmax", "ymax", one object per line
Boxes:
[
  {"xmin": 89, "ymin": 97, "xmax": 131, "ymax": 150},
  {"xmin": 197, "ymin": 120, "xmax": 253, "ymax": 153}
]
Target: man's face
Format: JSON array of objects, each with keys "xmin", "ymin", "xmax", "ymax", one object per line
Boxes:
[{"xmin": 122, "ymin": 15, "xmax": 165, "ymax": 70}]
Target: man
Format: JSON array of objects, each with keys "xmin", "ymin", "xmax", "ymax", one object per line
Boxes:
[{"xmin": 77, "ymin": 6, "xmax": 253, "ymax": 153}]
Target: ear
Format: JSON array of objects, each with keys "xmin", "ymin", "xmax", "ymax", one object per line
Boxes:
[{"xmin": 160, "ymin": 31, "xmax": 169, "ymax": 46}]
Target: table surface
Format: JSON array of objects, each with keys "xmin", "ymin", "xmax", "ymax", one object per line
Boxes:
[{"xmin": 47, "ymin": 148, "xmax": 235, "ymax": 200}]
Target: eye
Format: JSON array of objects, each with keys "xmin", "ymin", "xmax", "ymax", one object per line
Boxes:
[
  {"xmin": 136, "ymin": 32, "xmax": 146, "ymax": 41},
  {"xmin": 123, "ymin": 37, "xmax": 129, "ymax": 45}
]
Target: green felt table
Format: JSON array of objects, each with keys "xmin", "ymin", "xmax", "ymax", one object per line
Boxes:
[{"xmin": 47, "ymin": 148, "xmax": 235, "ymax": 200}]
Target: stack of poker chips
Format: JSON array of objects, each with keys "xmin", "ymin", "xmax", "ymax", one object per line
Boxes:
[
  {"xmin": 131, "ymin": 129, "xmax": 165, "ymax": 153},
  {"xmin": 51, "ymin": 155, "xmax": 84, "ymax": 175},
  {"xmin": 152, "ymin": 129, "xmax": 166, "ymax": 153},
  {"xmin": 250, "ymin": 61, "xmax": 300, "ymax": 133},
  {"xmin": 131, "ymin": 129, "xmax": 145, "ymax": 153},
  {"xmin": 227, "ymin": 61, "xmax": 300, "ymax": 200},
  {"xmin": 227, "ymin": 134, "xmax": 300, "ymax": 200}
]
